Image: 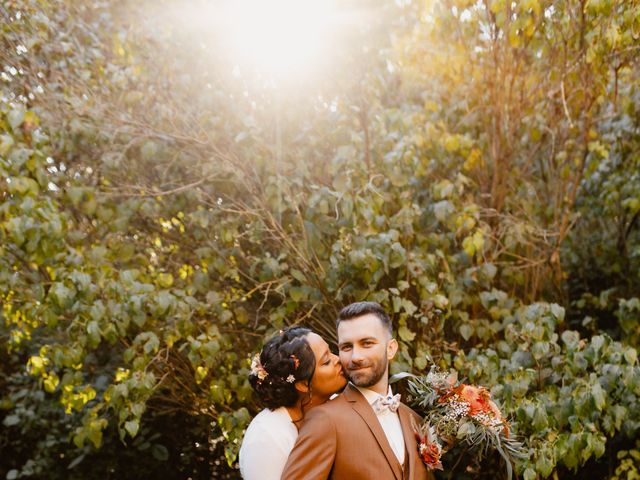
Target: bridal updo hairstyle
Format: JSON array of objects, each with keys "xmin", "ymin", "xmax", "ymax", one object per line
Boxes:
[{"xmin": 249, "ymin": 327, "xmax": 315, "ymax": 410}]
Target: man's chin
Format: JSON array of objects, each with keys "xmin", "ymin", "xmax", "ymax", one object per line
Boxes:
[{"xmin": 347, "ymin": 372, "xmax": 375, "ymax": 388}]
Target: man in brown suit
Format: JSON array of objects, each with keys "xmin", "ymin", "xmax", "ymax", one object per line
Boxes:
[{"xmin": 281, "ymin": 302, "xmax": 432, "ymax": 480}]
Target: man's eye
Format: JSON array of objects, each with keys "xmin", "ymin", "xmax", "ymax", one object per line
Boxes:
[{"xmin": 339, "ymin": 346, "xmax": 351, "ymax": 351}]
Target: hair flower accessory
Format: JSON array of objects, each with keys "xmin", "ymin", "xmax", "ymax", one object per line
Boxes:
[
  {"xmin": 290, "ymin": 354, "xmax": 300, "ymax": 370},
  {"xmin": 286, "ymin": 374, "xmax": 296, "ymax": 383},
  {"xmin": 250, "ymin": 353, "xmax": 268, "ymax": 382}
]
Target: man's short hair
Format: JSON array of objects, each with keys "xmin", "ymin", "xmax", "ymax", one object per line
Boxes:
[{"xmin": 336, "ymin": 301, "xmax": 393, "ymax": 335}]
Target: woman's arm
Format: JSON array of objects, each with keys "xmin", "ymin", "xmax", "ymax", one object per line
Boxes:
[{"xmin": 240, "ymin": 423, "xmax": 292, "ymax": 480}]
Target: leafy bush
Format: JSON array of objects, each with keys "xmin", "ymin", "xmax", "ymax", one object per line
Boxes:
[
  {"xmin": 451, "ymin": 301, "xmax": 640, "ymax": 478},
  {"xmin": 1, "ymin": 0, "xmax": 639, "ymax": 479}
]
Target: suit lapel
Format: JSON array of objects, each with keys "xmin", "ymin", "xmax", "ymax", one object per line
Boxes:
[
  {"xmin": 398, "ymin": 404, "xmax": 419, "ymax": 480},
  {"xmin": 344, "ymin": 384, "xmax": 403, "ymax": 480}
]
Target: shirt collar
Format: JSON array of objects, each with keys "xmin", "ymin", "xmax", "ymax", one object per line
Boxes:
[{"xmin": 353, "ymin": 383, "xmax": 394, "ymax": 406}]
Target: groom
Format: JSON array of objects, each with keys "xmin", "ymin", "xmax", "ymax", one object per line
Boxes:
[{"xmin": 281, "ymin": 301, "xmax": 431, "ymax": 480}]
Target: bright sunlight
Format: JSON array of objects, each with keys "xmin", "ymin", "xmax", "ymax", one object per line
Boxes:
[{"xmin": 221, "ymin": 0, "xmax": 339, "ymax": 81}]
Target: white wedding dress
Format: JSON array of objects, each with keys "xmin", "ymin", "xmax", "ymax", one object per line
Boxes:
[{"xmin": 239, "ymin": 407, "xmax": 298, "ymax": 480}]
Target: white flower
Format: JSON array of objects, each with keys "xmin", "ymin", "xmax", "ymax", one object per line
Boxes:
[{"xmin": 250, "ymin": 353, "xmax": 268, "ymax": 381}]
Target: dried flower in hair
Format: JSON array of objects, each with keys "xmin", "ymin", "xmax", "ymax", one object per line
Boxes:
[
  {"xmin": 250, "ymin": 353, "xmax": 268, "ymax": 382},
  {"xmin": 286, "ymin": 374, "xmax": 296, "ymax": 383},
  {"xmin": 290, "ymin": 354, "xmax": 300, "ymax": 370}
]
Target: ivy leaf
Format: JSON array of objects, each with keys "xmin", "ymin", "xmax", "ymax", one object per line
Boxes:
[
  {"xmin": 3, "ymin": 414, "xmax": 20, "ymax": 427},
  {"xmin": 624, "ymin": 348, "xmax": 637, "ymax": 365},
  {"xmin": 591, "ymin": 435, "xmax": 606, "ymax": 458},
  {"xmin": 398, "ymin": 325, "xmax": 416, "ymax": 342},
  {"xmin": 155, "ymin": 291, "xmax": 174, "ymax": 315},
  {"xmin": 561, "ymin": 330, "xmax": 580, "ymax": 349},
  {"xmin": 289, "ymin": 286, "xmax": 306, "ymax": 302},
  {"xmin": 141, "ymin": 140, "xmax": 158, "ymax": 160},
  {"xmin": 151, "ymin": 444, "xmax": 169, "ymax": 461},
  {"xmin": 156, "ymin": 273, "xmax": 174, "ymax": 288},
  {"xmin": 591, "ymin": 335, "xmax": 605, "ymax": 354},
  {"xmin": 533, "ymin": 405, "xmax": 549, "ymax": 430},
  {"xmin": 8, "ymin": 108, "xmax": 25, "ymax": 130},
  {"xmin": 125, "ymin": 419, "xmax": 139, "ymax": 438},
  {"xmin": 414, "ymin": 356, "xmax": 427, "ymax": 371},
  {"xmin": 290, "ymin": 269, "xmax": 306, "ymax": 283},
  {"xmin": 87, "ymin": 320, "xmax": 101, "ymax": 346},
  {"xmin": 482, "ymin": 263, "xmax": 497, "ymax": 279},
  {"xmin": 460, "ymin": 324, "xmax": 473, "ymax": 341},
  {"xmin": 433, "ymin": 200, "xmax": 453, "ymax": 222},
  {"xmin": 0, "ymin": 134, "xmax": 14, "ymax": 155},
  {"xmin": 462, "ymin": 236, "xmax": 476, "ymax": 257},
  {"xmin": 50, "ymin": 282, "xmax": 74, "ymax": 309},
  {"xmin": 401, "ymin": 298, "xmax": 418, "ymax": 315},
  {"xmin": 592, "ymin": 382, "xmax": 606, "ymax": 411},
  {"xmin": 43, "ymin": 372, "xmax": 59, "ymax": 393},
  {"xmin": 87, "ymin": 421, "xmax": 104, "ymax": 449},
  {"xmin": 389, "ymin": 242, "xmax": 407, "ymax": 269},
  {"xmin": 142, "ymin": 332, "xmax": 160, "ymax": 354},
  {"xmin": 550, "ymin": 303, "xmax": 565, "ymax": 322},
  {"xmin": 535, "ymin": 454, "xmax": 554, "ymax": 477},
  {"xmin": 67, "ymin": 187, "xmax": 86, "ymax": 207}
]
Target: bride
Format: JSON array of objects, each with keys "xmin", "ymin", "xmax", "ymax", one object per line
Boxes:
[{"xmin": 239, "ymin": 326, "xmax": 347, "ymax": 479}]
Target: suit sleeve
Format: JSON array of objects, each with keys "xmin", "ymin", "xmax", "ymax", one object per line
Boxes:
[{"xmin": 280, "ymin": 407, "xmax": 337, "ymax": 480}]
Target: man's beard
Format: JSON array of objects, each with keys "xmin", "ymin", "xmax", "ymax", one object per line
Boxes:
[{"xmin": 346, "ymin": 355, "xmax": 388, "ymax": 388}]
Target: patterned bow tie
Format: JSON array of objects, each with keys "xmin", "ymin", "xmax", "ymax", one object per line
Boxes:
[{"xmin": 372, "ymin": 393, "xmax": 401, "ymax": 414}]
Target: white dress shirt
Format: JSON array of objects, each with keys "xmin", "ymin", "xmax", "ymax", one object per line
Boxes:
[
  {"xmin": 355, "ymin": 384, "xmax": 406, "ymax": 466},
  {"xmin": 238, "ymin": 407, "xmax": 298, "ymax": 480}
]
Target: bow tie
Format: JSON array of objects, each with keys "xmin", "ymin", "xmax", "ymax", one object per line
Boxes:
[{"xmin": 372, "ymin": 393, "xmax": 401, "ymax": 414}]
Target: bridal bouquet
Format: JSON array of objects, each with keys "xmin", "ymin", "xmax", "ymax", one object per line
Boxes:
[{"xmin": 405, "ymin": 367, "xmax": 527, "ymax": 479}]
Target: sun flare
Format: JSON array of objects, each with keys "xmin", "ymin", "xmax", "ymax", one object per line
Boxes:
[{"xmin": 222, "ymin": 0, "xmax": 338, "ymax": 82}]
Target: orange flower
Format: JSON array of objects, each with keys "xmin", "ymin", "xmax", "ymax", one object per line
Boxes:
[
  {"xmin": 458, "ymin": 385, "xmax": 510, "ymax": 436},
  {"xmin": 438, "ymin": 383, "xmax": 510, "ymax": 435},
  {"xmin": 415, "ymin": 433, "xmax": 443, "ymax": 471},
  {"xmin": 459, "ymin": 385, "xmax": 495, "ymax": 416}
]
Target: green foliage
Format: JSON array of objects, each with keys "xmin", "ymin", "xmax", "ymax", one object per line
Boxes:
[
  {"xmin": 616, "ymin": 298, "xmax": 640, "ymax": 348},
  {"xmin": 451, "ymin": 301, "xmax": 640, "ymax": 477},
  {"xmin": 611, "ymin": 440, "xmax": 640, "ymax": 480},
  {"xmin": 1, "ymin": 0, "xmax": 639, "ymax": 478}
]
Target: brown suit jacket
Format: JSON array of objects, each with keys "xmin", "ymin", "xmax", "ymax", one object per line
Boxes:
[{"xmin": 281, "ymin": 384, "xmax": 433, "ymax": 480}]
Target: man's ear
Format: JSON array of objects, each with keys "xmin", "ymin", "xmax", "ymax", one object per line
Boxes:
[
  {"xmin": 294, "ymin": 381, "xmax": 310, "ymax": 394},
  {"xmin": 387, "ymin": 338, "xmax": 398, "ymax": 360}
]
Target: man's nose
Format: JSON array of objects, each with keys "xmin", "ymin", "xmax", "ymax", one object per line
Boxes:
[{"xmin": 350, "ymin": 347, "xmax": 365, "ymax": 363}]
